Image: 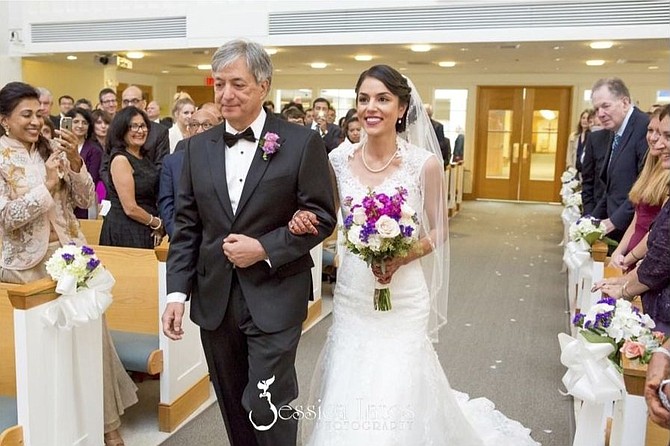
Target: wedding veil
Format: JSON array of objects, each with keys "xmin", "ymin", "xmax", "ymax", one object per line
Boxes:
[{"xmin": 398, "ymin": 77, "xmax": 450, "ymax": 342}]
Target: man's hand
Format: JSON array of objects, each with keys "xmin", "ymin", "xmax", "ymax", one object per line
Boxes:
[
  {"xmin": 646, "ymin": 351, "xmax": 670, "ymax": 427},
  {"xmin": 222, "ymin": 233, "xmax": 268, "ymax": 268},
  {"xmin": 162, "ymin": 302, "xmax": 185, "ymax": 340},
  {"xmin": 601, "ymin": 218, "xmax": 615, "ymax": 234}
]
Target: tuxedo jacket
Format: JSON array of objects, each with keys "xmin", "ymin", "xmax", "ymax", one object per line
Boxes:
[
  {"xmin": 166, "ymin": 115, "xmax": 337, "ymax": 333},
  {"xmin": 158, "ymin": 140, "xmax": 185, "ymax": 238},
  {"xmin": 592, "ymin": 107, "xmax": 649, "ymax": 230},
  {"xmin": 321, "ymin": 123, "xmax": 342, "ymax": 153},
  {"xmin": 581, "ymin": 129, "xmax": 609, "ymax": 216},
  {"xmin": 431, "ymin": 119, "xmax": 451, "ymax": 165}
]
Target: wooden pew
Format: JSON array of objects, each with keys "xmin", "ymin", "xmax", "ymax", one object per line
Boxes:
[{"xmin": 0, "ymin": 279, "xmax": 103, "ymax": 446}]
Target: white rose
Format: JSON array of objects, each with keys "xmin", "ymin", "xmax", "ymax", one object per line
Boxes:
[
  {"xmin": 352, "ymin": 207, "xmax": 367, "ymax": 225},
  {"xmin": 400, "ymin": 203, "xmax": 415, "ymax": 220},
  {"xmin": 366, "ymin": 234, "xmax": 382, "ymax": 251},
  {"xmin": 375, "ymin": 215, "xmax": 401, "ymax": 239},
  {"xmin": 347, "ymin": 225, "xmax": 364, "ymax": 248}
]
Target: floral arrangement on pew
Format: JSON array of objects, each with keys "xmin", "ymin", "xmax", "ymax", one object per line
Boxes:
[
  {"xmin": 568, "ymin": 216, "xmax": 618, "ymax": 247},
  {"xmin": 573, "ymin": 296, "xmax": 664, "ymax": 368},
  {"xmin": 42, "ymin": 244, "xmax": 115, "ymax": 329},
  {"xmin": 560, "ymin": 167, "xmax": 580, "ymax": 205},
  {"xmin": 342, "ymin": 187, "xmax": 419, "ymax": 311}
]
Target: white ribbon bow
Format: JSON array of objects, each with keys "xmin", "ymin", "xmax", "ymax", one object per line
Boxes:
[
  {"xmin": 563, "ymin": 239, "xmax": 591, "ymax": 270},
  {"xmin": 42, "ymin": 268, "xmax": 115, "ymax": 330},
  {"xmin": 558, "ymin": 332, "xmax": 625, "ymax": 446}
]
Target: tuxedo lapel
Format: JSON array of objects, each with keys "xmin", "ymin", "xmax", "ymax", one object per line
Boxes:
[
  {"xmin": 205, "ymin": 130, "xmax": 235, "ymax": 220},
  {"xmin": 234, "ymin": 116, "xmax": 279, "ymax": 218}
]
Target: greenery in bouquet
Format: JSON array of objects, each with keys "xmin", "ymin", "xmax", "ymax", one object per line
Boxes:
[
  {"xmin": 342, "ymin": 187, "xmax": 419, "ymax": 311},
  {"xmin": 573, "ymin": 296, "xmax": 663, "ymax": 368},
  {"xmin": 568, "ymin": 216, "xmax": 618, "ymax": 247},
  {"xmin": 45, "ymin": 244, "xmax": 102, "ymax": 288}
]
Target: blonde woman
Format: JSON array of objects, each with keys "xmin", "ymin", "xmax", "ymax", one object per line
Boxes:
[
  {"xmin": 168, "ymin": 93, "xmax": 195, "ymax": 153},
  {"xmin": 611, "ymin": 107, "xmax": 669, "ymax": 271}
]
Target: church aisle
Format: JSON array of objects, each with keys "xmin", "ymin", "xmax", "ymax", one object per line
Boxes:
[{"xmin": 159, "ymin": 201, "xmax": 573, "ymax": 446}]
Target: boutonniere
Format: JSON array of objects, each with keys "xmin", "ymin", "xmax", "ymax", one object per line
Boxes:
[{"xmin": 259, "ymin": 132, "xmax": 281, "ymax": 160}]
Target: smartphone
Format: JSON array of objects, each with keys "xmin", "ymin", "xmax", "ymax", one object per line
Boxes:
[{"xmin": 60, "ymin": 117, "xmax": 72, "ymax": 131}]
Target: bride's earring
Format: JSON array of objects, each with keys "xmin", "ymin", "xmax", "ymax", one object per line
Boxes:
[
  {"xmin": 397, "ymin": 118, "xmax": 402, "ymax": 125},
  {"xmin": 1, "ymin": 123, "xmax": 9, "ymax": 137}
]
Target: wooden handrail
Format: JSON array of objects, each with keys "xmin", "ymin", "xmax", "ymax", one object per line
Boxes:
[
  {"xmin": 155, "ymin": 244, "xmax": 169, "ymax": 262},
  {"xmin": 6, "ymin": 278, "xmax": 57, "ymax": 310},
  {"xmin": 592, "ymin": 240, "xmax": 608, "ymax": 262}
]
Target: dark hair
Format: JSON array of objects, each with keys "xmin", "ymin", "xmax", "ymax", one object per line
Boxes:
[
  {"xmin": 355, "ymin": 65, "xmax": 412, "ymax": 132},
  {"xmin": 107, "ymin": 106, "xmax": 151, "ymax": 156},
  {"xmin": 0, "ymin": 81, "xmax": 51, "ymax": 161},
  {"xmin": 75, "ymin": 98, "xmax": 93, "ymax": 109},
  {"xmin": 58, "ymin": 95, "xmax": 74, "ymax": 105},
  {"xmin": 312, "ymin": 97, "xmax": 331, "ymax": 108},
  {"xmin": 91, "ymin": 109, "xmax": 112, "ymax": 125},
  {"xmin": 98, "ymin": 88, "xmax": 116, "ymax": 102},
  {"xmin": 41, "ymin": 115, "xmax": 55, "ymax": 138},
  {"xmin": 282, "ymin": 106, "xmax": 305, "ymax": 121},
  {"xmin": 65, "ymin": 107, "xmax": 94, "ymax": 140}
]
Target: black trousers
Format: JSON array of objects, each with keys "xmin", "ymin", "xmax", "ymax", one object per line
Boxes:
[{"xmin": 200, "ymin": 274, "xmax": 302, "ymax": 446}]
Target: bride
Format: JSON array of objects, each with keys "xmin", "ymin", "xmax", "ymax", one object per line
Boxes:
[{"xmin": 289, "ymin": 65, "xmax": 540, "ymax": 445}]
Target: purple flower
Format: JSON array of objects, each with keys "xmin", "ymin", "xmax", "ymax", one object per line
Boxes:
[
  {"xmin": 260, "ymin": 132, "xmax": 281, "ymax": 160},
  {"xmin": 61, "ymin": 253, "xmax": 75, "ymax": 263},
  {"xmin": 86, "ymin": 258, "xmax": 100, "ymax": 271},
  {"xmin": 81, "ymin": 245, "xmax": 95, "ymax": 256}
]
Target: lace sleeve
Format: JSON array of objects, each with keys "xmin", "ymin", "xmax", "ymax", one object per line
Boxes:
[
  {"xmin": 66, "ymin": 163, "xmax": 96, "ymax": 209},
  {"xmin": 0, "ymin": 179, "xmax": 53, "ymax": 232}
]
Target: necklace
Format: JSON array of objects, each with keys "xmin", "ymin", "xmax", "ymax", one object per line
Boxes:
[{"xmin": 361, "ymin": 143, "xmax": 399, "ymax": 173}]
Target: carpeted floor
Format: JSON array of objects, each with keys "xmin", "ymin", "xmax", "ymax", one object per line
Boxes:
[{"xmin": 159, "ymin": 200, "xmax": 574, "ymax": 446}]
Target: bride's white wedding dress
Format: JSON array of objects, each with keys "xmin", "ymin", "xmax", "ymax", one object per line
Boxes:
[{"xmin": 303, "ymin": 143, "xmax": 540, "ymax": 446}]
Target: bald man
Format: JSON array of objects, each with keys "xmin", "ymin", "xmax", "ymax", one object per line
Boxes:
[{"xmin": 121, "ymin": 85, "xmax": 169, "ymax": 167}]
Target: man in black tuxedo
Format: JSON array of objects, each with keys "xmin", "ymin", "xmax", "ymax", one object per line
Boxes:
[
  {"xmin": 590, "ymin": 77, "xmax": 649, "ymax": 241},
  {"xmin": 426, "ymin": 104, "xmax": 451, "ymax": 166},
  {"xmin": 581, "ymin": 128, "xmax": 609, "ymax": 215},
  {"xmin": 162, "ymin": 40, "xmax": 336, "ymax": 446}
]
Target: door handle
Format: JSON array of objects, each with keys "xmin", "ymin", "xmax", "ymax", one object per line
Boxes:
[
  {"xmin": 512, "ymin": 143, "xmax": 519, "ymax": 163},
  {"xmin": 522, "ymin": 143, "xmax": 529, "ymax": 161}
]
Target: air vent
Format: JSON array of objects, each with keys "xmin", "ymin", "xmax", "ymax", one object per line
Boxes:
[
  {"xmin": 269, "ymin": 1, "xmax": 669, "ymax": 35},
  {"xmin": 31, "ymin": 17, "xmax": 186, "ymax": 43}
]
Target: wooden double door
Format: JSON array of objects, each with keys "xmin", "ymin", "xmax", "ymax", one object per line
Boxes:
[{"xmin": 475, "ymin": 86, "xmax": 572, "ymax": 202}]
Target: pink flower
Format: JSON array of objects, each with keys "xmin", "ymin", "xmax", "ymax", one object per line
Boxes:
[
  {"xmin": 620, "ymin": 341, "xmax": 646, "ymax": 359},
  {"xmin": 652, "ymin": 331, "xmax": 666, "ymax": 343},
  {"xmin": 260, "ymin": 132, "xmax": 281, "ymax": 160}
]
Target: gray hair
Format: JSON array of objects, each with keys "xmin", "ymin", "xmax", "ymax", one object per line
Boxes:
[
  {"xmin": 36, "ymin": 87, "xmax": 52, "ymax": 99},
  {"xmin": 211, "ymin": 39, "xmax": 273, "ymax": 88},
  {"xmin": 592, "ymin": 77, "xmax": 631, "ymax": 101}
]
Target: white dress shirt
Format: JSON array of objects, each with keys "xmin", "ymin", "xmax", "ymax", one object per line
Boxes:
[{"xmin": 166, "ymin": 109, "xmax": 267, "ymax": 304}]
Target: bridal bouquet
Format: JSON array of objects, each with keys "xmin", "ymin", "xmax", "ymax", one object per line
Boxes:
[
  {"xmin": 568, "ymin": 216, "xmax": 617, "ymax": 247},
  {"xmin": 42, "ymin": 244, "xmax": 114, "ymax": 329},
  {"xmin": 342, "ymin": 187, "xmax": 419, "ymax": 311},
  {"xmin": 573, "ymin": 296, "xmax": 663, "ymax": 367}
]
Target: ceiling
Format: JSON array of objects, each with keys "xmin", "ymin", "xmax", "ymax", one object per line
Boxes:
[{"xmin": 28, "ymin": 38, "xmax": 669, "ymax": 77}]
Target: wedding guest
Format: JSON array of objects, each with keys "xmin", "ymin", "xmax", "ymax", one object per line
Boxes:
[
  {"xmin": 120, "ymin": 85, "xmax": 169, "ymax": 167},
  {"xmin": 594, "ymin": 104, "xmax": 670, "ymax": 333},
  {"xmin": 75, "ymin": 98, "xmax": 93, "ymax": 110},
  {"xmin": 645, "ymin": 337, "xmax": 670, "ymax": 428},
  {"xmin": 282, "ymin": 106, "xmax": 306, "ymax": 125},
  {"xmin": 0, "ymin": 81, "xmax": 136, "ymax": 446},
  {"xmin": 426, "ymin": 103, "xmax": 451, "ymax": 166},
  {"xmin": 610, "ymin": 108, "xmax": 668, "ymax": 270},
  {"xmin": 100, "ymin": 106, "xmax": 165, "ymax": 249},
  {"xmin": 168, "ymin": 93, "xmax": 195, "ymax": 153},
  {"xmin": 590, "ymin": 77, "xmax": 650, "ymax": 243},
  {"xmin": 64, "ymin": 107, "xmax": 103, "ymax": 219},
  {"xmin": 566, "ymin": 108, "xmax": 594, "ymax": 171},
  {"xmin": 91, "ymin": 109, "xmax": 112, "ymax": 203},
  {"xmin": 158, "ymin": 108, "xmax": 218, "ymax": 238},
  {"xmin": 304, "ymin": 107, "xmax": 314, "ymax": 127},
  {"xmin": 98, "ymin": 88, "xmax": 118, "ymax": 117},
  {"xmin": 335, "ymin": 115, "xmax": 361, "ymax": 150},
  {"xmin": 581, "ymin": 128, "xmax": 609, "ymax": 215},
  {"xmin": 311, "ymin": 97, "xmax": 341, "ymax": 152},
  {"xmin": 146, "ymin": 100, "xmax": 161, "ymax": 124},
  {"xmin": 199, "ymin": 102, "xmax": 224, "ymax": 123},
  {"xmin": 41, "ymin": 116, "xmax": 55, "ymax": 139}
]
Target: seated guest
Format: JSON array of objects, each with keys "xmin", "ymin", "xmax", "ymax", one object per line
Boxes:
[
  {"xmin": 158, "ymin": 108, "xmax": 218, "ymax": 238},
  {"xmin": 610, "ymin": 107, "xmax": 668, "ymax": 271},
  {"xmin": 590, "ymin": 77, "xmax": 650, "ymax": 242},
  {"xmin": 594, "ymin": 104, "xmax": 670, "ymax": 333},
  {"xmin": 64, "ymin": 107, "xmax": 103, "ymax": 219}
]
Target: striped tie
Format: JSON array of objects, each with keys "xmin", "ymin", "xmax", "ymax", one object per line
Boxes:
[{"xmin": 608, "ymin": 134, "xmax": 621, "ymax": 167}]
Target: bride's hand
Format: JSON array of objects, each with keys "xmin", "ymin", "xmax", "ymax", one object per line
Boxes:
[
  {"xmin": 288, "ymin": 210, "xmax": 319, "ymax": 235},
  {"xmin": 371, "ymin": 258, "xmax": 405, "ymax": 284}
]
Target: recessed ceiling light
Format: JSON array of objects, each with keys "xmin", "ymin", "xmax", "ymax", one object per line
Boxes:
[
  {"xmin": 161, "ymin": 70, "xmax": 170, "ymax": 74},
  {"xmin": 335, "ymin": 68, "xmax": 344, "ymax": 72},
  {"xmin": 648, "ymin": 65, "xmax": 659, "ymax": 70},
  {"xmin": 586, "ymin": 59, "xmax": 605, "ymax": 66},
  {"xmin": 459, "ymin": 47, "xmax": 469, "ymax": 52},
  {"xmin": 265, "ymin": 48, "xmax": 278, "ymax": 55},
  {"xmin": 354, "ymin": 54, "xmax": 373, "ymax": 61},
  {"xmin": 553, "ymin": 46, "xmax": 561, "ymax": 50},
  {"xmin": 310, "ymin": 62, "xmax": 327, "ymax": 69},
  {"xmin": 590, "ymin": 41, "xmax": 614, "ymax": 49},
  {"xmin": 126, "ymin": 51, "xmax": 145, "ymax": 59},
  {"xmin": 438, "ymin": 61, "xmax": 456, "ymax": 68},
  {"xmin": 275, "ymin": 68, "xmax": 282, "ymax": 72},
  {"xmin": 410, "ymin": 44, "xmax": 431, "ymax": 53},
  {"xmin": 197, "ymin": 64, "xmax": 212, "ymax": 70},
  {"xmin": 66, "ymin": 55, "xmax": 77, "ymax": 61},
  {"xmin": 474, "ymin": 58, "xmax": 481, "ymax": 63},
  {"xmin": 554, "ymin": 58, "xmax": 561, "ymax": 62}
]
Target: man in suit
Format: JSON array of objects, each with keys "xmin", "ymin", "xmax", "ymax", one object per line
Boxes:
[
  {"xmin": 311, "ymin": 97, "xmax": 341, "ymax": 152},
  {"xmin": 161, "ymin": 39, "xmax": 337, "ymax": 446},
  {"xmin": 52, "ymin": 94, "xmax": 75, "ymax": 129},
  {"xmin": 590, "ymin": 77, "xmax": 649, "ymax": 241},
  {"xmin": 98, "ymin": 88, "xmax": 118, "ymax": 117},
  {"xmin": 426, "ymin": 104, "xmax": 451, "ymax": 166},
  {"xmin": 581, "ymin": 128, "xmax": 609, "ymax": 216},
  {"xmin": 36, "ymin": 87, "xmax": 59, "ymax": 129}
]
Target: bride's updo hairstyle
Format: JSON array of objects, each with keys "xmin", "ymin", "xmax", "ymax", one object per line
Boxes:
[{"xmin": 355, "ymin": 65, "xmax": 411, "ymax": 133}]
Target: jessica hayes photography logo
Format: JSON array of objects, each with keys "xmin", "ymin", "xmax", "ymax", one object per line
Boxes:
[{"xmin": 249, "ymin": 376, "xmax": 415, "ymax": 432}]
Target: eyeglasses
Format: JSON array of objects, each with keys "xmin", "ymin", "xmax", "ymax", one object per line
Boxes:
[
  {"xmin": 129, "ymin": 123, "xmax": 148, "ymax": 132},
  {"xmin": 122, "ymin": 98, "xmax": 142, "ymax": 106},
  {"xmin": 101, "ymin": 99, "xmax": 117, "ymax": 105},
  {"xmin": 188, "ymin": 121, "xmax": 214, "ymax": 131}
]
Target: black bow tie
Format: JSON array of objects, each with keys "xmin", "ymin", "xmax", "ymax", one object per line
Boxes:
[{"xmin": 224, "ymin": 127, "xmax": 256, "ymax": 147}]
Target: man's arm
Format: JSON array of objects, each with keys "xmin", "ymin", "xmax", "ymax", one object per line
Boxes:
[
  {"xmin": 581, "ymin": 135, "xmax": 596, "ymax": 215},
  {"xmin": 646, "ymin": 345, "xmax": 670, "ymax": 427},
  {"xmin": 158, "ymin": 155, "xmax": 177, "ymax": 238}
]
